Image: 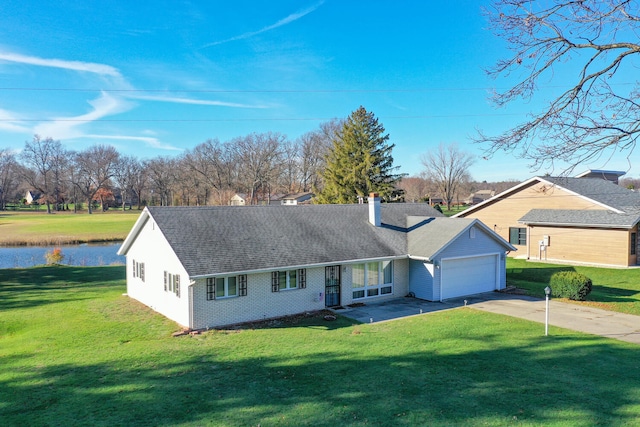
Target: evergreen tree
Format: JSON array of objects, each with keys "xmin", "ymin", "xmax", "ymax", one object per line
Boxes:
[{"xmin": 316, "ymin": 106, "xmax": 403, "ymax": 204}]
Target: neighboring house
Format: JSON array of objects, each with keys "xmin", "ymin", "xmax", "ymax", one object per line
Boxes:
[
  {"xmin": 280, "ymin": 192, "xmax": 314, "ymax": 205},
  {"xmin": 454, "ymin": 171, "xmax": 640, "ymax": 267},
  {"xmin": 465, "ymin": 190, "xmax": 495, "ymax": 205},
  {"xmin": 229, "ymin": 193, "xmax": 247, "ymax": 206},
  {"xmin": 118, "ymin": 194, "xmax": 515, "ymax": 329},
  {"xmin": 25, "ymin": 190, "xmax": 42, "ymax": 205}
]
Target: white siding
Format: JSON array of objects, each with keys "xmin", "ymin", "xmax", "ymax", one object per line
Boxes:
[{"xmin": 125, "ymin": 217, "xmax": 190, "ymax": 327}]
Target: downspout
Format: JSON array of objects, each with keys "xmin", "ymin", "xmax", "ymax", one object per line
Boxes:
[
  {"xmin": 526, "ymin": 226, "xmax": 531, "ymax": 260},
  {"xmin": 189, "ymin": 280, "xmax": 195, "ymax": 329}
]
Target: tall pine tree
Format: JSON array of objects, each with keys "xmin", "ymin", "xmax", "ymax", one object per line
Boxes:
[{"xmin": 316, "ymin": 106, "xmax": 403, "ymax": 204}]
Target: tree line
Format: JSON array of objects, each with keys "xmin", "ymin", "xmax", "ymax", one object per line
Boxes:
[{"xmin": 0, "ymin": 106, "xmax": 522, "ymax": 213}]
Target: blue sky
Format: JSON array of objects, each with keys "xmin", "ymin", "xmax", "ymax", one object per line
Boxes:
[{"xmin": 0, "ymin": 0, "xmax": 636, "ymax": 181}]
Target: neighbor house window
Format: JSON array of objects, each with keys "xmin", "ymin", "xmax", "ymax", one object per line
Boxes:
[
  {"xmin": 206, "ymin": 274, "xmax": 247, "ymax": 300},
  {"xmin": 631, "ymin": 232, "xmax": 637, "ymax": 256},
  {"xmin": 509, "ymin": 227, "xmax": 527, "ymax": 245},
  {"xmin": 164, "ymin": 271, "xmax": 181, "ymax": 297},
  {"xmin": 352, "ymin": 261, "xmax": 393, "ymax": 300},
  {"xmin": 271, "ymin": 269, "xmax": 307, "ymax": 292}
]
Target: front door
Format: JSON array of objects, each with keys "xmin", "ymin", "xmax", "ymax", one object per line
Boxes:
[{"xmin": 325, "ymin": 265, "xmax": 341, "ymax": 307}]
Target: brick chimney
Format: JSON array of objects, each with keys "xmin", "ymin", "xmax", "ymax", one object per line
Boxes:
[{"xmin": 368, "ymin": 192, "xmax": 381, "ymax": 226}]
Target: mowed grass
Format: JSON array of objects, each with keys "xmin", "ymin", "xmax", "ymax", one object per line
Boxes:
[
  {"xmin": 0, "ymin": 210, "xmax": 139, "ymax": 245},
  {"xmin": 1, "ymin": 267, "xmax": 640, "ymax": 426},
  {"xmin": 507, "ymin": 258, "xmax": 640, "ymax": 316}
]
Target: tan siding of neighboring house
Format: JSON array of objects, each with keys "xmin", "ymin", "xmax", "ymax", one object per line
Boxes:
[
  {"xmin": 528, "ymin": 226, "xmax": 632, "ymax": 267},
  {"xmin": 459, "ymin": 181, "xmax": 607, "ymax": 257}
]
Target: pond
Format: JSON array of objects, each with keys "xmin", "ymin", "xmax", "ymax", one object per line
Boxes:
[{"xmin": 0, "ymin": 242, "xmax": 125, "ymax": 269}]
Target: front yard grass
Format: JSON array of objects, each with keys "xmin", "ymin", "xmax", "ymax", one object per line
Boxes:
[
  {"xmin": 1, "ymin": 266, "xmax": 639, "ymax": 426},
  {"xmin": 507, "ymin": 258, "xmax": 640, "ymax": 316}
]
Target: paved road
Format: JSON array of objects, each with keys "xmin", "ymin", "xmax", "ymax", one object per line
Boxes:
[{"xmin": 337, "ymin": 292, "xmax": 640, "ymax": 345}]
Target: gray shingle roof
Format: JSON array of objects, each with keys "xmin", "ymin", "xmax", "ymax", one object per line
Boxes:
[
  {"xmin": 407, "ymin": 217, "xmax": 477, "ymax": 258},
  {"xmin": 146, "ymin": 203, "xmax": 446, "ymax": 277},
  {"xmin": 543, "ymin": 177, "xmax": 640, "ymax": 211},
  {"xmin": 519, "ymin": 208, "xmax": 640, "ymax": 228}
]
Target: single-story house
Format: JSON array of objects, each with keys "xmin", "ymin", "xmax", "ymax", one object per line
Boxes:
[
  {"xmin": 118, "ymin": 194, "xmax": 515, "ymax": 329},
  {"xmin": 25, "ymin": 190, "xmax": 42, "ymax": 205},
  {"xmin": 280, "ymin": 192, "xmax": 314, "ymax": 205},
  {"xmin": 464, "ymin": 190, "xmax": 495, "ymax": 205},
  {"xmin": 229, "ymin": 193, "xmax": 247, "ymax": 206},
  {"xmin": 454, "ymin": 171, "xmax": 640, "ymax": 267}
]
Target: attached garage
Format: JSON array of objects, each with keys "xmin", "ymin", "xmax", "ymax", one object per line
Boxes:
[{"xmin": 439, "ymin": 254, "xmax": 499, "ymax": 300}]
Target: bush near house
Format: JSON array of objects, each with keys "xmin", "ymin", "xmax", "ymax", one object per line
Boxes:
[{"xmin": 550, "ymin": 271, "xmax": 593, "ymax": 301}]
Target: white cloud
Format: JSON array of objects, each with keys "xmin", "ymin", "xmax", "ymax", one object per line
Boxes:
[
  {"xmin": 0, "ymin": 51, "xmax": 122, "ymax": 78},
  {"xmin": 83, "ymin": 134, "xmax": 182, "ymax": 151},
  {"xmin": 0, "ymin": 108, "xmax": 30, "ymax": 133},
  {"xmin": 33, "ymin": 92, "xmax": 133, "ymax": 139},
  {"xmin": 126, "ymin": 93, "xmax": 267, "ymax": 108},
  {"xmin": 202, "ymin": 0, "xmax": 325, "ymax": 48}
]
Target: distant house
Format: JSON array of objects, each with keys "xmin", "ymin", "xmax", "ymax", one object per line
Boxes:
[
  {"xmin": 455, "ymin": 170, "xmax": 640, "ymax": 267},
  {"xmin": 25, "ymin": 190, "xmax": 42, "ymax": 205},
  {"xmin": 280, "ymin": 192, "xmax": 314, "ymax": 205},
  {"xmin": 118, "ymin": 194, "xmax": 514, "ymax": 329},
  {"xmin": 464, "ymin": 190, "xmax": 495, "ymax": 205},
  {"xmin": 229, "ymin": 193, "xmax": 247, "ymax": 206}
]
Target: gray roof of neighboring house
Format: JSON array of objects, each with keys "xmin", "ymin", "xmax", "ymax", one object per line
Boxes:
[
  {"xmin": 144, "ymin": 203, "xmax": 450, "ymax": 277},
  {"xmin": 519, "ymin": 208, "xmax": 640, "ymax": 228},
  {"xmin": 543, "ymin": 177, "xmax": 640, "ymax": 212}
]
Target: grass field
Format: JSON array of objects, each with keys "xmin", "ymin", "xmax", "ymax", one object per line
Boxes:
[
  {"xmin": 507, "ymin": 258, "xmax": 640, "ymax": 316},
  {"xmin": 0, "ymin": 210, "xmax": 139, "ymax": 245},
  {"xmin": 1, "ymin": 266, "xmax": 639, "ymax": 426}
]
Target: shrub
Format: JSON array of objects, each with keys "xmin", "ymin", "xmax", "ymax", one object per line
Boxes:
[
  {"xmin": 549, "ymin": 271, "xmax": 592, "ymax": 301},
  {"xmin": 45, "ymin": 248, "xmax": 65, "ymax": 265}
]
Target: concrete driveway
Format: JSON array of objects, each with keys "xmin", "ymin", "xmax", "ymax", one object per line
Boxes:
[{"xmin": 336, "ymin": 292, "xmax": 640, "ymax": 345}]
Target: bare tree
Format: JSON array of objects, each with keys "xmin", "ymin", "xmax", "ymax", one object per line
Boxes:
[
  {"xmin": 397, "ymin": 176, "xmax": 431, "ymax": 203},
  {"xmin": 233, "ymin": 132, "xmax": 285, "ymax": 204},
  {"xmin": 184, "ymin": 139, "xmax": 235, "ymax": 205},
  {"xmin": 478, "ymin": 0, "xmax": 640, "ymax": 173},
  {"xmin": 113, "ymin": 155, "xmax": 138, "ymax": 211},
  {"xmin": 297, "ymin": 119, "xmax": 339, "ymax": 192},
  {"xmin": 0, "ymin": 149, "xmax": 19, "ymax": 210},
  {"xmin": 145, "ymin": 157, "xmax": 176, "ymax": 206},
  {"xmin": 73, "ymin": 145, "xmax": 120, "ymax": 214},
  {"xmin": 421, "ymin": 143, "xmax": 475, "ymax": 211},
  {"xmin": 129, "ymin": 160, "xmax": 148, "ymax": 209},
  {"xmin": 20, "ymin": 135, "xmax": 64, "ymax": 213}
]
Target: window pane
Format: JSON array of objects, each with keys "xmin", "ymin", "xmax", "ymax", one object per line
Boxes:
[
  {"xmin": 381, "ymin": 286, "xmax": 392, "ymax": 294},
  {"xmin": 289, "ymin": 270, "xmax": 297, "ymax": 288},
  {"xmin": 352, "ymin": 264, "xmax": 365, "ymax": 288},
  {"xmin": 383, "ymin": 261, "xmax": 393, "ymax": 284},
  {"xmin": 368, "ymin": 262, "xmax": 380, "ymax": 285},
  {"xmin": 279, "ymin": 271, "xmax": 287, "ymax": 290},
  {"xmin": 367, "ymin": 288, "xmax": 379, "ymax": 297},
  {"xmin": 353, "ymin": 290, "xmax": 365, "ymax": 299},
  {"xmin": 228, "ymin": 276, "xmax": 237, "ymax": 296},
  {"xmin": 216, "ymin": 277, "xmax": 225, "ymax": 297}
]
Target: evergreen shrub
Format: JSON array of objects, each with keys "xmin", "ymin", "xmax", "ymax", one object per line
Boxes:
[{"xmin": 549, "ymin": 271, "xmax": 592, "ymax": 301}]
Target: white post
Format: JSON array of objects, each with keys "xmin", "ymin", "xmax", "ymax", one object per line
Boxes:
[
  {"xmin": 544, "ymin": 286, "xmax": 551, "ymax": 336},
  {"xmin": 545, "ymin": 294, "xmax": 549, "ymax": 336}
]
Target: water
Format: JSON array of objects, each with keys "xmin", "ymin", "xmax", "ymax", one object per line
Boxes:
[{"xmin": 0, "ymin": 242, "xmax": 125, "ymax": 269}]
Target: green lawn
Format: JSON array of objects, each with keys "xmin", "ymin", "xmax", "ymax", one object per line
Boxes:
[
  {"xmin": 1, "ymin": 266, "xmax": 639, "ymax": 426},
  {"xmin": 0, "ymin": 210, "xmax": 139, "ymax": 245},
  {"xmin": 507, "ymin": 258, "xmax": 640, "ymax": 316}
]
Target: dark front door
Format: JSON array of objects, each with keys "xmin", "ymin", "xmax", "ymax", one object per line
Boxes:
[{"xmin": 325, "ymin": 265, "xmax": 341, "ymax": 307}]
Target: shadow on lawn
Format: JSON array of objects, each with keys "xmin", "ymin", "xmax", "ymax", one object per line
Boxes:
[
  {"xmin": 0, "ymin": 266, "xmax": 125, "ymax": 310},
  {"xmin": 1, "ymin": 334, "xmax": 638, "ymax": 426}
]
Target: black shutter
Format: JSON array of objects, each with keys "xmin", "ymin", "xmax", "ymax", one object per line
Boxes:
[
  {"xmin": 239, "ymin": 275, "xmax": 248, "ymax": 296},
  {"xmin": 298, "ymin": 269, "xmax": 306, "ymax": 289},
  {"xmin": 271, "ymin": 272, "xmax": 279, "ymax": 292}
]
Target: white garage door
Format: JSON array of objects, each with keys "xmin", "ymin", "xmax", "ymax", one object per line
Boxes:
[{"xmin": 440, "ymin": 254, "xmax": 498, "ymax": 300}]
